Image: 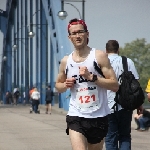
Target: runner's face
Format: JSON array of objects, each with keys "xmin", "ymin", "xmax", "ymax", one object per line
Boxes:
[{"xmin": 68, "ymin": 24, "xmax": 88, "ymax": 48}]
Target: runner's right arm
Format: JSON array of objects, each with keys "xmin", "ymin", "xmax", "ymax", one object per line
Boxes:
[
  {"xmin": 55, "ymin": 56, "xmax": 75, "ymax": 93},
  {"xmin": 55, "ymin": 57, "xmax": 67, "ymax": 93}
]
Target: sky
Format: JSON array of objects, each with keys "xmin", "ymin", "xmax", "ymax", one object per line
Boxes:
[{"xmin": 63, "ymin": 0, "xmax": 150, "ymax": 50}]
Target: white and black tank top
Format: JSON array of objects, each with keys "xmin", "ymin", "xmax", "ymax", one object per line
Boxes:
[{"xmin": 66, "ymin": 48, "xmax": 110, "ymax": 118}]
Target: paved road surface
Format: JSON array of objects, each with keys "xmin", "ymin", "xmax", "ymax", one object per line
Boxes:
[{"xmin": 0, "ymin": 105, "xmax": 150, "ymax": 150}]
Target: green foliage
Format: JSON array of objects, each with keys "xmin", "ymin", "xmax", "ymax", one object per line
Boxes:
[{"xmin": 119, "ymin": 38, "xmax": 150, "ymax": 91}]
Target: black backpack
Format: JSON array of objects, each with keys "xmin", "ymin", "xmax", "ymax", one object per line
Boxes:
[{"xmin": 114, "ymin": 56, "xmax": 145, "ymax": 111}]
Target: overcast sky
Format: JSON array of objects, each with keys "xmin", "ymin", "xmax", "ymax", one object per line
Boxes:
[{"xmin": 64, "ymin": 0, "xmax": 150, "ymax": 50}]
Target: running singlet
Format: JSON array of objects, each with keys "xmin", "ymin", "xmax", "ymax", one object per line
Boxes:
[{"xmin": 66, "ymin": 48, "xmax": 110, "ymax": 118}]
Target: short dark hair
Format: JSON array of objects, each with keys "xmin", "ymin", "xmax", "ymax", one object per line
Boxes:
[
  {"xmin": 68, "ymin": 18, "xmax": 88, "ymax": 34},
  {"xmin": 68, "ymin": 18, "xmax": 89, "ymax": 44},
  {"xmin": 106, "ymin": 40, "xmax": 119, "ymax": 53}
]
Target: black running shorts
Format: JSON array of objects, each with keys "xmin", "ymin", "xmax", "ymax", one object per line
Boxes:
[
  {"xmin": 66, "ymin": 115, "xmax": 108, "ymax": 144},
  {"xmin": 45, "ymin": 100, "xmax": 52, "ymax": 104}
]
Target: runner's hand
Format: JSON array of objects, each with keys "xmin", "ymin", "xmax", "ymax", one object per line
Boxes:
[
  {"xmin": 79, "ymin": 66, "xmax": 92, "ymax": 80},
  {"xmin": 64, "ymin": 78, "xmax": 75, "ymax": 88}
]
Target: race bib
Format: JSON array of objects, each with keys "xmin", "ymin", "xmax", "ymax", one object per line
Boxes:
[{"xmin": 75, "ymin": 85, "xmax": 101, "ymax": 113}]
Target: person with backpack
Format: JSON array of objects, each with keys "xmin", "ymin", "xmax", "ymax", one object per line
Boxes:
[{"xmin": 105, "ymin": 40, "xmax": 144, "ymax": 150}]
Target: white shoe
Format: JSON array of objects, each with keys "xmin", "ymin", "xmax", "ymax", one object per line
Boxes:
[
  {"xmin": 37, "ymin": 110, "xmax": 40, "ymax": 114},
  {"xmin": 30, "ymin": 108, "xmax": 32, "ymax": 113}
]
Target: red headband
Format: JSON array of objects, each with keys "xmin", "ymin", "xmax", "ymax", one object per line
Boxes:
[{"xmin": 68, "ymin": 19, "xmax": 88, "ymax": 31}]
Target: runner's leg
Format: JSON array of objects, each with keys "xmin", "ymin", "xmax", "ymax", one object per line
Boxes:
[
  {"xmin": 88, "ymin": 138, "xmax": 104, "ymax": 150},
  {"xmin": 69, "ymin": 129, "xmax": 87, "ymax": 150}
]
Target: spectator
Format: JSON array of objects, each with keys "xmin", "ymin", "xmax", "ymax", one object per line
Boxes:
[
  {"xmin": 23, "ymin": 91, "xmax": 26, "ymax": 105},
  {"xmin": 5, "ymin": 91, "xmax": 11, "ymax": 104},
  {"xmin": 45, "ymin": 86, "xmax": 54, "ymax": 114},
  {"xmin": 134, "ymin": 107, "xmax": 150, "ymax": 131},
  {"xmin": 13, "ymin": 88, "xmax": 20, "ymax": 105},
  {"xmin": 29, "ymin": 87, "xmax": 35, "ymax": 113},
  {"xmin": 105, "ymin": 40, "xmax": 139, "ymax": 150},
  {"xmin": 31, "ymin": 88, "xmax": 40, "ymax": 114},
  {"xmin": 145, "ymin": 79, "xmax": 150, "ymax": 102},
  {"xmin": 133, "ymin": 79, "xmax": 150, "ymax": 131},
  {"xmin": 9, "ymin": 92, "xmax": 13, "ymax": 104}
]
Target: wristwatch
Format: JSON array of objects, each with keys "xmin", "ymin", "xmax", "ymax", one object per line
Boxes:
[{"xmin": 91, "ymin": 74, "xmax": 98, "ymax": 82}]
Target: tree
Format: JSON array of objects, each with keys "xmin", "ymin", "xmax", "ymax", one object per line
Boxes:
[{"xmin": 119, "ymin": 38, "xmax": 150, "ymax": 96}]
